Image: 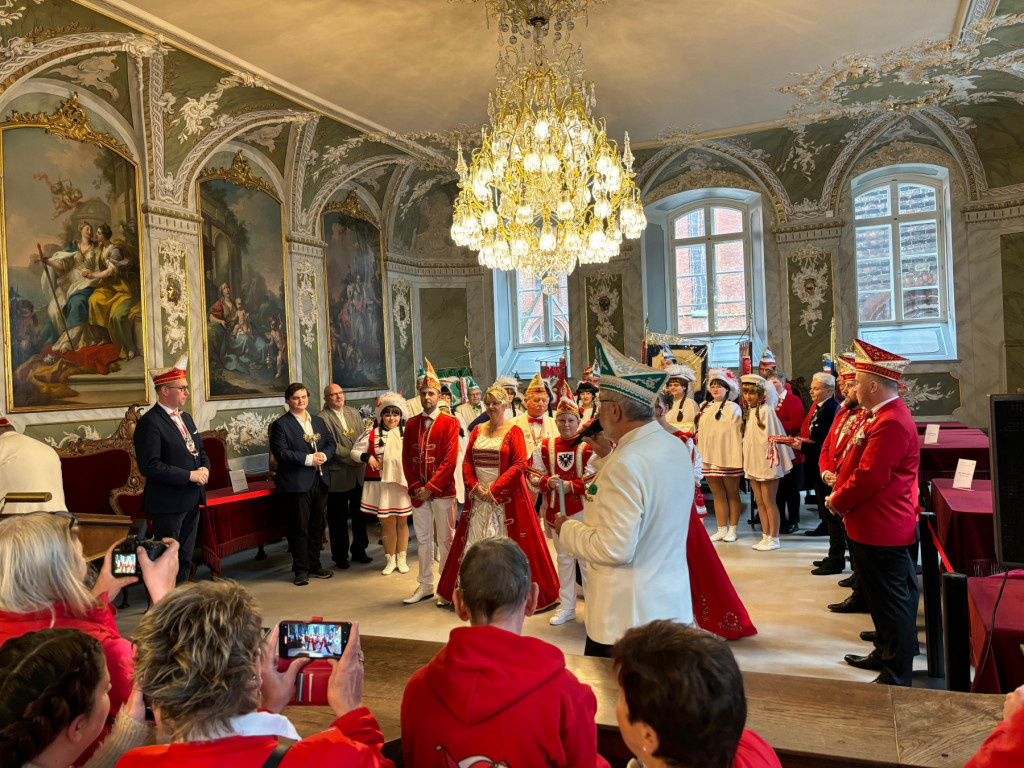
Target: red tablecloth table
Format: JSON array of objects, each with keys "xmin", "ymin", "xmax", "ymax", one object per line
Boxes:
[
  {"xmin": 200, "ymin": 480, "xmax": 284, "ymax": 576},
  {"xmin": 931, "ymin": 479, "xmax": 997, "ymax": 576},
  {"xmin": 967, "ymin": 572, "xmax": 1024, "ymax": 694},
  {"xmin": 915, "ymin": 420, "xmax": 969, "ymax": 433},
  {"xmin": 918, "ymin": 429, "xmax": 990, "ymax": 484}
]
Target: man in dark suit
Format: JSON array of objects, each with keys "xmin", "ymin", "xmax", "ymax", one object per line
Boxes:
[
  {"xmin": 271, "ymin": 382, "xmax": 336, "ymax": 586},
  {"xmin": 796, "ymin": 372, "xmax": 840, "ymax": 574},
  {"xmin": 319, "ymin": 383, "xmax": 369, "ymax": 568},
  {"xmin": 134, "ymin": 355, "xmax": 211, "ymax": 583}
]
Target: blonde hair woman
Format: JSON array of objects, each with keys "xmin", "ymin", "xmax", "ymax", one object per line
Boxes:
[
  {"xmin": 0, "ymin": 513, "xmax": 178, "ymax": 761},
  {"xmin": 117, "ymin": 579, "xmax": 390, "ymax": 767},
  {"xmin": 435, "ymin": 385, "xmax": 559, "ymax": 607}
]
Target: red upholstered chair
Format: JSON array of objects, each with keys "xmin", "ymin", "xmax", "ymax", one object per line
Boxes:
[
  {"xmin": 59, "ymin": 449, "xmax": 133, "ymax": 515},
  {"xmin": 202, "ymin": 433, "xmax": 231, "ymax": 491}
]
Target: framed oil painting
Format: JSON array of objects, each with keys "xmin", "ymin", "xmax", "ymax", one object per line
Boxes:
[
  {"xmin": 1, "ymin": 95, "xmax": 148, "ymax": 412},
  {"xmin": 323, "ymin": 194, "xmax": 389, "ymax": 392},
  {"xmin": 198, "ymin": 153, "xmax": 290, "ymax": 399}
]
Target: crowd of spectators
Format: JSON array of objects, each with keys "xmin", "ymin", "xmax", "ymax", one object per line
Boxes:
[{"xmin": 0, "ymin": 515, "xmax": 1018, "ymax": 768}]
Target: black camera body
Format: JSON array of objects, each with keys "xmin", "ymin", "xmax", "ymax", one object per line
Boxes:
[{"xmin": 111, "ymin": 520, "xmax": 167, "ymax": 576}]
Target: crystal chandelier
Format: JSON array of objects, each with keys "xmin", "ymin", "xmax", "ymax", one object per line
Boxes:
[{"xmin": 450, "ymin": 0, "xmax": 646, "ymax": 293}]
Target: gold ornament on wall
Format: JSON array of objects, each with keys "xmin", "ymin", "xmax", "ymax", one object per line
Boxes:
[
  {"xmin": 198, "ymin": 150, "xmax": 278, "ymax": 199},
  {"xmin": 2, "ymin": 92, "xmax": 130, "ymax": 157},
  {"xmin": 323, "ymin": 190, "xmax": 378, "ymax": 228}
]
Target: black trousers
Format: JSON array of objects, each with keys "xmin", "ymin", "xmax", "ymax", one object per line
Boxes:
[
  {"xmin": 776, "ymin": 464, "xmax": 803, "ymax": 526},
  {"xmin": 584, "ymin": 635, "xmax": 613, "ymax": 658},
  {"xmin": 283, "ymin": 480, "xmax": 328, "ymax": 576},
  {"xmin": 848, "ymin": 538, "xmax": 920, "ymax": 686},
  {"xmin": 327, "ymin": 485, "xmax": 367, "ymax": 564},
  {"xmin": 150, "ymin": 504, "xmax": 200, "ymax": 584},
  {"xmin": 815, "ymin": 476, "xmax": 847, "ymax": 567}
]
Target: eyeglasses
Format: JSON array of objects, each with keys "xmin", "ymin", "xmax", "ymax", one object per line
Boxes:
[
  {"xmin": 19, "ymin": 510, "xmax": 78, "ymax": 533},
  {"xmin": 165, "ymin": 385, "xmax": 189, "ymax": 391},
  {"xmin": 326, "ymin": 392, "xmax": 344, "ymax": 397}
]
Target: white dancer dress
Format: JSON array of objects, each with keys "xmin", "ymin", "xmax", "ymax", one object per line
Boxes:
[{"xmin": 464, "ymin": 432, "xmax": 507, "ymax": 544}]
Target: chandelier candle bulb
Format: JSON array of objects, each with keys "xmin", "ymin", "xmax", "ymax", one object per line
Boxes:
[{"xmin": 451, "ymin": 0, "xmax": 645, "ymax": 279}]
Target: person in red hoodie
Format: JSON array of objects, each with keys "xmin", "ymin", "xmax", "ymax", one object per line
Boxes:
[
  {"xmin": 401, "ymin": 537, "xmax": 610, "ymax": 768},
  {"xmin": 612, "ymin": 620, "xmax": 781, "ymax": 768},
  {"xmin": 967, "ymin": 684, "xmax": 1024, "ymax": 768},
  {"xmin": 826, "ymin": 339, "xmax": 920, "ymax": 686},
  {"xmin": 766, "ymin": 370, "xmax": 805, "ymax": 534},
  {"xmin": 0, "ymin": 512, "xmax": 178, "ymax": 765},
  {"xmin": 117, "ymin": 579, "xmax": 392, "ymax": 768}
]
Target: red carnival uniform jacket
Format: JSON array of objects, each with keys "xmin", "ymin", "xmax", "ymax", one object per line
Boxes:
[
  {"xmin": 534, "ymin": 436, "xmax": 594, "ymax": 522},
  {"xmin": 829, "ymin": 398, "xmax": 920, "ymax": 547},
  {"xmin": 401, "ymin": 412, "xmax": 460, "ymax": 505},
  {"xmin": 401, "ymin": 625, "xmax": 609, "ymax": 768},
  {"xmin": 818, "ymin": 406, "xmax": 869, "ymax": 478},
  {"xmin": 115, "ymin": 708, "xmax": 392, "ymax": 768},
  {"xmin": 775, "ymin": 384, "xmax": 806, "ymax": 465}
]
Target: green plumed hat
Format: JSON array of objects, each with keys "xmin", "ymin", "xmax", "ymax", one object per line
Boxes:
[{"xmin": 594, "ymin": 337, "xmax": 668, "ymax": 407}]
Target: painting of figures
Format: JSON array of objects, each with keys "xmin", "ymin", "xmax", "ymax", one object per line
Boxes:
[
  {"xmin": 198, "ymin": 178, "xmax": 289, "ymax": 399},
  {"xmin": 324, "ymin": 210, "xmax": 389, "ymax": 392},
  {"xmin": 2, "ymin": 126, "xmax": 146, "ymax": 412}
]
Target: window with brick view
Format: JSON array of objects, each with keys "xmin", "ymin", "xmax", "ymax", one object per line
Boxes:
[{"xmin": 672, "ymin": 203, "xmax": 749, "ymax": 336}]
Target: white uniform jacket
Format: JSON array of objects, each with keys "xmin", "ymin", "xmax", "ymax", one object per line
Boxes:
[
  {"xmin": 0, "ymin": 431, "xmax": 67, "ymax": 513},
  {"xmin": 558, "ymin": 420, "xmax": 694, "ymax": 644}
]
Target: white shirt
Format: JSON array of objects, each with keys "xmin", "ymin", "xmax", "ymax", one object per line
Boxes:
[
  {"xmin": 0, "ymin": 431, "xmax": 68, "ymax": 513},
  {"xmin": 872, "ymin": 395, "xmax": 901, "ymax": 414},
  {"xmin": 559, "ymin": 420, "xmax": 694, "ymax": 644},
  {"xmin": 328, "ymin": 405, "xmax": 350, "ymax": 433},
  {"xmin": 291, "ymin": 411, "xmax": 316, "ymax": 465}
]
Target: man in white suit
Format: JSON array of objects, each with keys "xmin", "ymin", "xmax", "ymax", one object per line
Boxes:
[
  {"xmin": 0, "ymin": 414, "xmax": 67, "ymax": 513},
  {"xmin": 551, "ymin": 338, "xmax": 693, "ymax": 657}
]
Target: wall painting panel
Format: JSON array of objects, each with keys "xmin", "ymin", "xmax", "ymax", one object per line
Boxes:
[
  {"xmin": 197, "ymin": 153, "xmax": 290, "ymax": 400},
  {"xmin": 1, "ymin": 95, "xmax": 147, "ymax": 412}
]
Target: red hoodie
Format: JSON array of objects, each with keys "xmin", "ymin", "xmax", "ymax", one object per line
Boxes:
[{"xmin": 401, "ymin": 625, "xmax": 609, "ymax": 768}]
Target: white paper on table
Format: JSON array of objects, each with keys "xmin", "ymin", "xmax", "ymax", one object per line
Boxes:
[
  {"xmin": 952, "ymin": 459, "xmax": 977, "ymax": 490},
  {"xmin": 924, "ymin": 424, "xmax": 941, "ymax": 444},
  {"xmin": 229, "ymin": 469, "xmax": 249, "ymax": 493}
]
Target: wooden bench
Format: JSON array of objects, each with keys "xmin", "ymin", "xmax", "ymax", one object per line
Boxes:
[{"xmin": 285, "ymin": 636, "xmax": 1005, "ymax": 768}]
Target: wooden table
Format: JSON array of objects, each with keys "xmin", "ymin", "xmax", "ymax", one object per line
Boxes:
[{"xmin": 284, "ymin": 635, "xmax": 1005, "ymax": 768}]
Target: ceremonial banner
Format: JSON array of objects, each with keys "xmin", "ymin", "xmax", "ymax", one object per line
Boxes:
[
  {"xmin": 643, "ymin": 331, "xmax": 709, "ymax": 391},
  {"xmin": 584, "ymin": 272, "xmax": 625, "ymax": 357}
]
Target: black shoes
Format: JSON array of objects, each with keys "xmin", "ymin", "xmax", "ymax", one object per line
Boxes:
[
  {"xmin": 780, "ymin": 522, "xmax": 800, "ymax": 534},
  {"xmin": 804, "ymin": 525, "xmax": 829, "ymax": 537},
  {"xmin": 334, "ymin": 559, "xmax": 351, "ymax": 570},
  {"xmin": 844, "ymin": 651, "xmax": 883, "ymax": 670},
  {"xmin": 311, "ymin": 568, "xmax": 334, "ymax": 579},
  {"xmin": 811, "ymin": 563, "xmax": 844, "ymax": 576},
  {"xmin": 812, "ymin": 559, "xmax": 825, "ymax": 567},
  {"xmin": 351, "ymin": 552, "xmax": 373, "ymax": 564},
  {"xmin": 838, "ymin": 576, "xmax": 855, "ymax": 588},
  {"xmin": 828, "ymin": 595, "xmax": 869, "ymax": 613},
  {"xmin": 294, "ymin": 574, "xmax": 310, "ymax": 586},
  {"xmin": 860, "ymin": 630, "xmax": 879, "ymax": 643}
]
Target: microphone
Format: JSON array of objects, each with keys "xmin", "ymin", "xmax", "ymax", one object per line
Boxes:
[
  {"xmin": 3, "ymin": 492, "xmax": 53, "ymax": 503},
  {"xmin": 570, "ymin": 418, "xmax": 602, "ymax": 448}
]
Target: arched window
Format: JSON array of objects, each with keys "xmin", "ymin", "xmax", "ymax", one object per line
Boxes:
[
  {"xmin": 515, "ymin": 272, "xmax": 569, "ymax": 346},
  {"xmin": 671, "ymin": 202, "xmax": 750, "ymax": 336},
  {"xmin": 852, "ymin": 168, "xmax": 955, "ymax": 360}
]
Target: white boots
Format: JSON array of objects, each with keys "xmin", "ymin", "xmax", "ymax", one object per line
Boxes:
[{"xmin": 383, "ymin": 551, "xmax": 411, "ymax": 575}]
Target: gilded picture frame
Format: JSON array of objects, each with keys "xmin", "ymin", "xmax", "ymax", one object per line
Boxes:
[
  {"xmin": 0, "ymin": 93, "xmax": 149, "ymax": 412},
  {"xmin": 322, "ymin": 192, "xmax": 391, "ymax": 393},
  {"xmin": 197, "ymin": 152, "xmax": 292, "ymax": 400}
]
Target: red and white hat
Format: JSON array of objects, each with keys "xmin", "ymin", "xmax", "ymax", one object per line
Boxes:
[
  {"xmin": 835, "ymin": 352, "xmax": 857, "ymax": 382},
  {"xmin": 759, "ymin": 347, "xmax": 777, "ymax": 369},
  {"xmin": 706, "ymin": 368, "xmax": 740, "ymax": 401},
  {"xmin": 376, "ymin": 391, "xmax": 410, "ymax": 421},
  {"xmin": 852, "ymin": 339, "xmax": 910, "ymax": 382},
  {"xmin": 0, "ymin": 413, "xmax": 10, "ymax": 428},
  {"xmin": 555, "ymin": 382, "xmax": 579, "ymax": 416},
  {"xmin": 418, "ymin": 358, "xmax": 441, "ymax": 392},
  {"xmin": 150, "ymin": 354, "xmax": 187, "ymax": 388}
]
